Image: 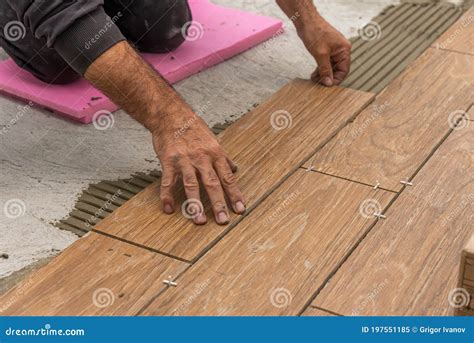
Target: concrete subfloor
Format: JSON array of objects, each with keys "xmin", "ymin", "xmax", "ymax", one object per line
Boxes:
[{"xmin": 0, "ymin": 0, "xmax": 461, "ymax": 285}]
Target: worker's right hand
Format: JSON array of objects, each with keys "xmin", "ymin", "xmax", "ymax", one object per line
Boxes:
[
  {"xmin": 151, "ymin": 109, "xmax": 246, "ymax": 225},
  {"xmin": 297, "ymin": 16, "xmax": 352, "ymax": 87}
]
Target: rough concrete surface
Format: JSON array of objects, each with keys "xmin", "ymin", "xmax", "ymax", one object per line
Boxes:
[{"xmin": 0, "ymin": 0, "xmax": 461, "ymax": 283}]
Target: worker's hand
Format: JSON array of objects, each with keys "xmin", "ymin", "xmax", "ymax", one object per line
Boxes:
[
  {"xmin": 298, "ymin": 17, "xmax": 352, "ymax": 87},
  {"xmin": 152, "ymin": 111, "xmax": 246, "ymax": 225},
  {"xmin": 84, "ymin": 41, "xmax": 244, "ymax": 225}
]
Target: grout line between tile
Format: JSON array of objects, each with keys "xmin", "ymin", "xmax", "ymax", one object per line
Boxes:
[
  {"xmin": 135, "ymin": 93, "xmax": 378, "ymax": 315},
  {"xmin": 296, "ymin": 122, "xmax": 461, "ymax": 316},
  {"xmin": 429, "ymin": 46, "xmax": 474, "ymax": 57},
  {"xmin": 90, "ymin": 229, "xmax": 192, "ymax": 264},
  {"xmin": 300, "ymin": 167, "xmax": 398, "ymax": 194},
  {"xmin": 307, "ymin": 306, "xmax": 344, "ymax": 317}
]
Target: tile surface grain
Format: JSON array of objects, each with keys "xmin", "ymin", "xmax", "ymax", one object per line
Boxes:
[
  {"xmin": 312, "ymin": 115, "xmax": 474, "ymax": 316},
  {"xmin": 304, "ymin": 48, "xmax": 474, "ymax": 191},
  {"xmin": 0, "ymin": 233, "xmax": 188, "ymax": 316},
  {"xmin": 141, "ymin": 170, "xmax": 393, "ymax": 315},
  {"xmin": 93, "ymin": 80, "xmax": 374, "ymax": 261},
  {"xmin": 432, "ymin": 6, "xmax": 474, "ymax": 55}
]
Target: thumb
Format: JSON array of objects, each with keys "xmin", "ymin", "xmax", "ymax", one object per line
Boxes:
[{"xmin": 314, "ymin": 53, "xmax": 334, "ymax": 87}]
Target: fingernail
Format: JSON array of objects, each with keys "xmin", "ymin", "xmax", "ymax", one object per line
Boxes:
[
  {"xmin": 164, "ymin": 204, "xmax": 173, "ymax": 214},
  {"xmin": 322, "ymin": 77, "xmax": 333, "ymax": 87},
  {"xmin": 194, "ymin": 213, "xmax": 207, "ymax": 225},
  {"xmin": 234, "ymin": 201, "xmax": 246, "ymax": 213},
  {"xmin": 217, "ymin": 212, "xmax": 229, "ymax": 224}
]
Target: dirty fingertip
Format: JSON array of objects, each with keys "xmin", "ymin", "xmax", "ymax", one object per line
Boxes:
[
  {"xmin": 164, "ymin": 203, "xmax": 174, "ymax": 214},
  {"xmin": 217, "ymin": 212, "xmax": 230, "ymax": 225},
  {"xmin": 234, "ymin": 201, "xmax": 246, "ymax": 214},
  {"xmin": 321, "ymin": 77, "xmax": 333, "ymax": 87},
  {"xmin": 227, "ymin": 159, "xmax": 238, "ymax": 173},
  {"xmin": 193, "ymin": 213, "xmax": 207, "ymax": 225}
]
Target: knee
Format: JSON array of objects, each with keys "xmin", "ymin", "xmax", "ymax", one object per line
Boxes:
[{"xmin": 113, "ymin": 0, "xmax": 192, "ymax": 53}]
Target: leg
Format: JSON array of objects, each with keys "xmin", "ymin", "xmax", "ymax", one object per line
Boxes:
[
  {"xmin": 0, "ymin": 2, "xmax": 80, "ymax": 84},
  {"xmin": 104, "ymin": 0, "xmax": 192, "ymax": 53}
]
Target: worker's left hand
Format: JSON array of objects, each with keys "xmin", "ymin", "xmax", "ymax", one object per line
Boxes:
[{"xmin": 297, "ymin": 18, "xmax": 352, "ymax": 87}]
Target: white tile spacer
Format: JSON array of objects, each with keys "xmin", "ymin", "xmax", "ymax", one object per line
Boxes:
[
  {"xmin": 373, "ymin": 181, "xmax": 380, "ymax": 190},
  {"xmin": 400, "ymin": 179, "xmax": 413, "ymax": 186},
  {"xmin": 163, "ymin": 276, "xmax": 177, "ymax": 287},
  {"xmin": 306, "ymin": 165, "xmax": 315, "ymax": 172},
  {"xmin": 373, "ymin": 213, "xmax": 386, "ymax": 219}
]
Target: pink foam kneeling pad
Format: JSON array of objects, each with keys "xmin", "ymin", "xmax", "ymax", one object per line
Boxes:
[{"xmin": 0, "ymin": 0, "xmax": 282, "ymax": 123}]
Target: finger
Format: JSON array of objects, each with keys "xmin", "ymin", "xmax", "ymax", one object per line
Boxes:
[
  {"xmin": 214, "ymin": 158, "xmax": 246, "ymax": 214},
  {"xmin": 311, "ymin": 69, "xmax": 321, "ymax": 83},
  {"xmin": 314, "ymin": 51, "xmax": 334, "ymax": 87},
  {"xmin": 225, "ymin": 155, "xmax": 238, "ymax": 173},
  {"xmin": 180, "ymin": 164, "xmax": 206, "ymax": 225},
  {"xmin": 198, "ymin": 163, "xmax": 230, "ymax": 225},
  {"xmin": 332, "ymin": 49, "xmax": 351, "ymax": 85},
  {"xmin": 160, "ymin": 164, "xmax": 178, "ymax": 214}
]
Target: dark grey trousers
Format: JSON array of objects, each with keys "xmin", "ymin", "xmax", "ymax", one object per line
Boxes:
[{"xmin": 0, "ymin": 0, "xmax": 191, "ymax": 84}]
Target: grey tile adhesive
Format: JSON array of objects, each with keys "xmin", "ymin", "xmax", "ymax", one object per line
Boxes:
[{"xmin": 56, "ymin": 2, "xmax": 464, "ymax": 237}]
